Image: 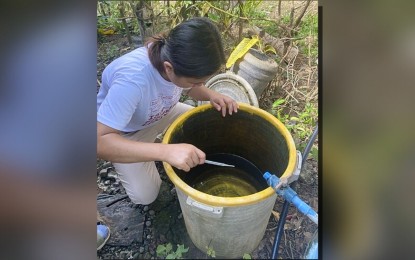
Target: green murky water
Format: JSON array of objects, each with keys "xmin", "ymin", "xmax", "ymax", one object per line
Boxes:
[{"xmin": 184, "ymin": 153, "xmax": 268, "ymax": 197}]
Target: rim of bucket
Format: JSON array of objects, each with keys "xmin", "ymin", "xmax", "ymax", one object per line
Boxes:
[
  {"xmin": 198, "ymin": 72, "xmax": 259, "ymax": 107},
  {"xmin": 162, "ymin": 103, "xmax": 297, "ymax": 207},
  {"xmin": 245, "ymin": 48, "xmax": 279, "ymax": 69}
]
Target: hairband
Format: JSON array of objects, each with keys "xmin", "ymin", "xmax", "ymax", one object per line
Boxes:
[{"xmin": 158, "ymin": 37, "xmax": 166, "ymax": 44}]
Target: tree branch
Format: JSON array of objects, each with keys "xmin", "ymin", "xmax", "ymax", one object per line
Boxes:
[{"xmin": 293, "ymin": 0, "xmax": 312, "ymax": 29}]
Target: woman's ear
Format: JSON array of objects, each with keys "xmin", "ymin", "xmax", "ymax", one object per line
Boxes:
[{"xmin": 163, "ymin": 61, "xmax": 174, "ymax": 74}]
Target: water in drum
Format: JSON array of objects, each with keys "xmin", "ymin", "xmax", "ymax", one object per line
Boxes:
[{"xmin": 184, "ymin": 153, "xmax": 268, "ymax": 197}]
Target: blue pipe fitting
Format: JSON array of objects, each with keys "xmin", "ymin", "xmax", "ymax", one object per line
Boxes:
[{"xmin": 263, "ymin": 172, "xmax": 318, "ymax": 225}]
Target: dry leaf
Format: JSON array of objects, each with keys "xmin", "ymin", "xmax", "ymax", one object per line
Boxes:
[{"xmin": 271, "ymin": 210, "xmax": 280, "ymax": 221}]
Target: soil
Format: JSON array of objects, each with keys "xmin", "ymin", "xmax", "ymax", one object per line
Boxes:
[{"xmin": 97, "ymin": 34, "xmax": 318, "ymax": 259}]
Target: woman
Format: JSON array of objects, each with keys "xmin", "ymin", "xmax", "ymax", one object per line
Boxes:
[{"xmin": 97, "ymin": 17, "xmax": 238, "ymax": 206}]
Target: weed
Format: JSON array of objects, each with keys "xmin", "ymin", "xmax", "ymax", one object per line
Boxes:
[
  {"xmin": 156, "ymin": 243, "xmax": 189, "ymax": 259},
  {"xmin": 107, "ymin": 45, "xmax": 120, "ymax": 58},
  {"xmin": 271, "ymin": 99, "xmax": 318, "ymax": 159},
  {"xmin": 255, "ymin": 37, "xmax": 278, "ymax": 56},
  {"xmin": 296, "ymin": 14, "xmax": 318, "ymax": 60},
  {"xmin": 206, "ymin": 245, "xmax": 216, "ymax": 258}
]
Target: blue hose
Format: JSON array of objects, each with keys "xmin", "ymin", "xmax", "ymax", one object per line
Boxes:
[
  {"xmin": 263, "ymin": 172, "xmax": 318, "ymax": 225},
  {"xmin": 267, "ymin": 125, "xmax": 318, "ymax": 259}
]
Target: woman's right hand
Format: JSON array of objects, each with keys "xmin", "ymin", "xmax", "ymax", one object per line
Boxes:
[{"xmin": 163, "ymin": 143, "xmax": 206, "ymax": 172}]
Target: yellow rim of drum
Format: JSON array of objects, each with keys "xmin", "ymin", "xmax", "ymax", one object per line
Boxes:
[{"xmin": 162, "ymin": 103, "xmax": 296, "ymax": 207}]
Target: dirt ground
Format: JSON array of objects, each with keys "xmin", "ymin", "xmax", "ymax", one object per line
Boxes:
[
  {"xmin": 96, "ymin": 31, "xmax": 318, "ymax": 259},
  {"xmin": 97, "ymin": 157, "xmax": 318, "ymax": 259}
]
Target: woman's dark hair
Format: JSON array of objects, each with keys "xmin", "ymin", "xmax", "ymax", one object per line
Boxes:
[{"xmin": 146, "ymin": 17, "xmax": 225, "ymax": 78}]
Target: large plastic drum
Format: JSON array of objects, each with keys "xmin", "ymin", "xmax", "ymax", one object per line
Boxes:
[{"xmin": 162, "ymin": 103, "xmax": 297, "ymax": 258}]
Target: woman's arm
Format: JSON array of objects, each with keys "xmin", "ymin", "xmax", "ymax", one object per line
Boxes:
[
  {"xmin": 187, "ymin": 86, "xmax": 239, "ymax": 117},
  {"xmin": 97, "ymin": 122, "xmax": 205, "ymax": 171}
]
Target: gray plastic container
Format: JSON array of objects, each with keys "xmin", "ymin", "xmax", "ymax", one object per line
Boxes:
[{"xmin": 231, "ymin": 48, "xmax": 278, "ymax": 97}]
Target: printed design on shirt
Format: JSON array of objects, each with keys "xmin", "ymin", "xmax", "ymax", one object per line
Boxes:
[{"xmin": 142, "ymin": 87, "xmax": 181, "ymax": 126}]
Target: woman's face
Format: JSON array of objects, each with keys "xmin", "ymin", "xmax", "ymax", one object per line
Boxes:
[
  {"xmin": 170, "ymin": 74, "xmax": 212, "ymax": 89},
  {"xmin": 163, "ymin": 61, "xmax": 213, "ymax": 89}
]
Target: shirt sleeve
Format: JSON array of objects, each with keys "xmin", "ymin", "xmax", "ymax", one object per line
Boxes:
[{"xmin": 97, "ymin": 76, "xmax": 143, "ymax": 131}]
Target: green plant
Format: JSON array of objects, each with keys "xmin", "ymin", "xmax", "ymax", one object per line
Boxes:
[
  {"xmin": 97, "ymin": 2, "xmax": 125, "ymax": 32},
  {"xmin": 156, "ymin": 243, "xmax": 189, "ymax": 259},
  {"xmin": 98, "ymin": 15, "xmax": 125, "ymax": 32},
  {"xmin": 243, "ymin": 253, "xmax": 252, "ymax": 259},
  {"xmin": 106, "ymin": 45, "xmax": 120, "ymax": 61},
  {"xmin": 271, "ymin": 99, "xmax": 318, "ymax": 159},
  {"xmin": 255, "ymin": 37, "xmax": 277, "ymax": 55},
  {"xmin": 271, "ymin": 98, "xmax": 289, "ymax": 122},
  {"xmin": 296, "ymin": 14, "xmax": 318, "ymax": 60},
  {"xmin": 206, "ymin": 245, "xmax": 216, "ymax": 258}
]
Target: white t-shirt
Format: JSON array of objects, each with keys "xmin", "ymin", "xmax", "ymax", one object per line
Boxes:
[{"xmin": 97, "ymin": 46, "xmax": 183, "ymax": 132}]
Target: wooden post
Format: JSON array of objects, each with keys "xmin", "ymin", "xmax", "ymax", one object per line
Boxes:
[
  {"xmin": 167, "ymin": 0, "xmax": 170, "ymax": 16},
  {"xmin": 118, "ymin": 1, "xmax": 132, "ymax": 46},
  {"xmin": 98, "ymin": 2, "xmax": 107, "ymax": 17},
  {"xmin": 238, "ymin": 0, "xmax": 243, "ymax": 42},
  {"xmin": 130, "ymin": 0, "xmax": 147, "ymax": 41}
]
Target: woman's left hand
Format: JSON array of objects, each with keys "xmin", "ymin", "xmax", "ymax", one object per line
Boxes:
[{"xmin": 209, "ymin": 92, "xmax": 239, "ymax": 117}]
